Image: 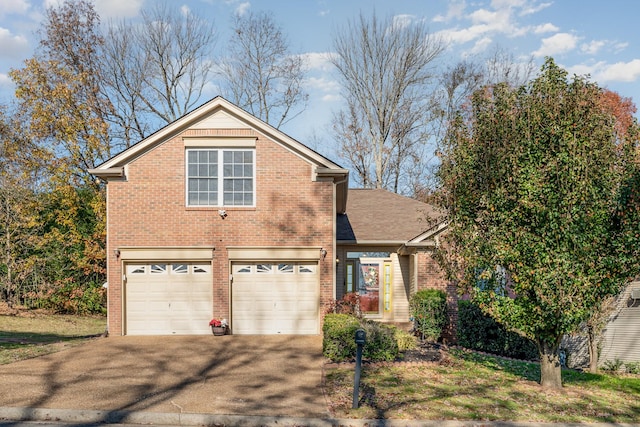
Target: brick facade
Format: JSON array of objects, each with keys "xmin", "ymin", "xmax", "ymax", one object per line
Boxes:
[{"xmin": 106, "ymin": 128, "xmax": 335, "ymax": 335}]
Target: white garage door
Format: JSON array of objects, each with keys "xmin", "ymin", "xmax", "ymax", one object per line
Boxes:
[
  {"xmin": 125, "ymin": 263, "xmax": 213, "ymax": 335},
  {"xmin": 231, "ymin": 262, "xmax": 319, "ymax": 334}
]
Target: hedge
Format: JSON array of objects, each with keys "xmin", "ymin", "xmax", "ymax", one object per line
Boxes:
[
  {"xmin": 457, "ymin": 300, "xmax": 538, "ymax": 360},
  {"xmin": 322, "ymin": 313, "xmax": 399, "ymax": 362}
]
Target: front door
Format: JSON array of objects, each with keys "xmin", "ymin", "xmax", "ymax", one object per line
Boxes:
[{"xmin": 345, "ymin": 256, "xmax": 392, "ymax": 316}]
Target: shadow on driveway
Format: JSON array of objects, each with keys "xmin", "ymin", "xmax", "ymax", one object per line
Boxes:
[{"xmin": 0, "ymin": 335, "xmax": 328, "ymax": 419}]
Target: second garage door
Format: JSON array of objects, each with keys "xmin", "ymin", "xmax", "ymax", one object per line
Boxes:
[{"xmin": 231, "ymin": 262, "xmax": 319, "ymax": 334}]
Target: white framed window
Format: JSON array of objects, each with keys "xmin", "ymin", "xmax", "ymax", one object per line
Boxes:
[
  {"xmin": 127, "ymin": 265, "xmax": 146, "ymax": 275},
  {"xmin": 256, "ymin": 264, "xmax": 273, "ymax": 274},
  {"xmin": 299, "ymin": 265, "xmax": 316, "ymax": 274},
  {"xmin": 278, "ymin": 264, "xmax": 294, "ymax": 273},
  {"xmin": 172, "ymin": 264, "xmax": 188, "ymax": 274},
  {"xmin": 193, "ymin": 264, "xmax": 212, "ymax": 274},
  {"xmin": 186, "ymin": 149, "xmax": 254, "ymax": 207},
  {"xmin": 150, "ymin": 264, "xmax": 167, "ymax": 274}
]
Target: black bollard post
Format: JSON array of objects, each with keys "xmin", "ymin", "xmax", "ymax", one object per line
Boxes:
[{"xmin": 353, "ymin": 328, "xmax": 366, "ymax": 409}]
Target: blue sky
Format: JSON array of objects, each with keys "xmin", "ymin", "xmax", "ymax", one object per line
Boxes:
[{"xmin": 1, "ymin": 0, "xmax": 640, "ymax": 159}]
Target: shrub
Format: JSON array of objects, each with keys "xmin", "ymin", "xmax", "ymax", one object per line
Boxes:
[
  {"xmin": 323, "ymin": 313, "xmax": 361, "ymax": 362},
  {"xmin": 395, "ymin": 329, "xmax": 418, "ymax": 352},
  {"xmin": 457, "ymin": 300, "xmax": 538, "ymax": 360},
  {"xmin": 360, "ymin": 321, "xmax": 399, "ymax": 361},
  {"xmin": 24, "ymin": 280, "xmax": 106, "ymax": 315},
  {"xmin": 602, "ymin": 358, "xmax": 624, "ymax": 372},
  {"xmin": 324, "ymin": 292, "xmax": 362, "ymax": 318},
  {"xmin": 410, "ymin": 289, "xmax": 447, "ymax": 341},
  {"xmin": 322, "ymin": 313, "xmax": 399, "ymax": 362},
  {"xmin": 624, "ymin": 361, "xmax": 640, "ymax": 374}
]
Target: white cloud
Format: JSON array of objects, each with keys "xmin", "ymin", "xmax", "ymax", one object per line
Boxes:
[
  {"xmin": 306, "ymin": 76, "xmax": 340, "ymax": 94},
  {"xmin": 235, "ymin": 2, "xmax": 250, "ymax": 16},
  {"xmin": 567, "ymin": 60, "xmax": 640, "ymax": 83},
  {"xmin": 0, "ymin": 73, "xmax": 12, "ymax": 86},
  {"xmin": 432, "ymin": 0, "xmax": 466, "ymax": 23},
  {"xmin": 392, "ymin": 14, "xmax": 416, "ymax": 30},
  {"xmin": 532, "ymin": 32, "xmax": 579, "ymax": 57},
  {"xmin": 533, "ymin": 23, "xmax": 558, "ymax": 34},
  {"xmin": 0, "ymin": 0, "xmax": 30, "ymax": 18},
  {"xmin": 94, "ymin": 0, "xmax": 143, "ymax": 19},
  {"xmin": 0, "ymin": 27, "xmax": 29, "ymax": 59},
  {"xmin": 598, "ymin": 60, "xmax": 640, "ymax": 83},
  {"xmin": 519, "ymin": 1, "xmax": 552, "ymax": 16},
  {"xmin": 581, "ymin": 40, "xmax": 606, "ymax": 55},
  {"xmin": 181, "ymin": 5, "xmax": 191, "ymax": 16},
  {"xmin": 469, "ymin": 36, "xmax": 493, "ymax": 54},
  {"xmin": 302, "ymin": 52, "xmax": 333, "ymax": 72}
]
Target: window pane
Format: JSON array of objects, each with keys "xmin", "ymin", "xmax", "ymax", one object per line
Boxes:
[
  {"xmin": 234, "ymin": 151, "xmax": 243, "ymax": 162},
  {"xmin": 224, "ymin": 193, "xmax": 233, "ymax": 205},
  {"xmin": 187, "ymin": 150, "xmax": 218, "ymax": 206},
  {"xmin": 223, "ymin": 165, "xmax": 232, "ymax": 176},
  {"xmin": 223, "ymin": 151, "xmax": 232, "ymax": 162},
  {"xmin": 244, "ymin": 151, "xmax": 253, "ymax": 162},
  {"xmin": 233, "ymin": 180, "xmax": 243, "ymax": 191},
  {"xmin": 244, "ymin": 193, "xmax": 252, "ymax": 204},
  {"xmin": 223, "ymin": 179, "xmax": 233, "ymax": 191},
  {"xmin": 233, "ymin": 165, "xmax": 243, "ymax": 176}
]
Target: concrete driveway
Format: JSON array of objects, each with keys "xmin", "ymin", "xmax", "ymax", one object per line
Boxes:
[{"xmin": 0, "ymin": 335, "xmax": 328, "ymax": 419}]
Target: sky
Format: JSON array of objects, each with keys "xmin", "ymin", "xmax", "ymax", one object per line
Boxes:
[{"xmin": 1, "ymin": 0, "xmax": 640, "ymax": 160}]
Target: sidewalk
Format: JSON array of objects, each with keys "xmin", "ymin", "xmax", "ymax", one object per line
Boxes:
[{"xmin": 1, "ymin": 406, "xmax": 640, "ymax": 427}]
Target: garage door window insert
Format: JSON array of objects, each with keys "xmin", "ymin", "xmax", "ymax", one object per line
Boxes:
[{"xmin": 187, "ymin": 149, "xmax": 255, "ymax": 207}]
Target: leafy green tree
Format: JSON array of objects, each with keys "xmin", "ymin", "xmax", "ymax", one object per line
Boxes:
[
  {"xmin": 9, "ymin": 0, "xmax": 108, "ymax": 297},
  {"xmin": 437, "ymin": 58, "xmax": 640, "ymax": 389}
]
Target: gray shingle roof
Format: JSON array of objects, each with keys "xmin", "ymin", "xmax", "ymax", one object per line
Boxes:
[{"xmin": 337, "ymin": 188, "xmax": 442, "ymax": 243}]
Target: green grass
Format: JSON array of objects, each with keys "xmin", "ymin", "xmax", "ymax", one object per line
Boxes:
[
  {"xmin": 324, "ymin": 348, "xmax": 640, "ymax": 423},
  {"xmin": 0, "ymin": 314, "xmax": 106, "ymax": 364}
]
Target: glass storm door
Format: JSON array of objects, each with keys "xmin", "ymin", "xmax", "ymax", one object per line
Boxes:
[{"xmin": 345, "ymin": 257, "xmax": 392, "ymax": 316}]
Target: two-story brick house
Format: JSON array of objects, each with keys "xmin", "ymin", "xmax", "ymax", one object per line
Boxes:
[{"xmin": 90, "ymin": 97, "xmax": 454, "ymax": 337}]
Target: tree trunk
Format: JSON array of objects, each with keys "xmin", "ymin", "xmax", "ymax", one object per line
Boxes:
[
  {"xmin": 538, "ymin": 339, "xmax": 563, "ymax": 389},
  {"xmin": 587, "ymin": 325, "xmax": 599, "ymax": 373}
]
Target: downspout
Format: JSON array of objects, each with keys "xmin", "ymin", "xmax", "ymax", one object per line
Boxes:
[{"xmin": 332, "ymin": 176, "xmax": 349, "ymax": 301}]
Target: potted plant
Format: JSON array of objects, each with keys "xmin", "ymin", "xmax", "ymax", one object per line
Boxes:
[{"xmin": 209, "ymin": 318, "xmax": 228, "ymax": 336}]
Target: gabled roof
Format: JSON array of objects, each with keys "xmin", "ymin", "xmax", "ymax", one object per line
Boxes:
[
  {"xmin": 89, "ymin": 96, "xmax": 349, "ymax": 212},
  {"xmin": 337, "ymin": 188, "xmax": 444, "ymax": 244}
]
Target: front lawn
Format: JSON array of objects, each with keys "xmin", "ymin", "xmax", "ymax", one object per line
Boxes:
[
  {"xmin": 0, "ymin": 313, "xmax": 106, "ymax": 364},
  {"xmin": 324, "ymin": 349, "xmax": 640, "ymax": 423}
]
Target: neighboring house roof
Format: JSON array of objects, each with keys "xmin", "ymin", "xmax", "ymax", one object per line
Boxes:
[
  {"xmin": 89, "ymin": 96, "xmax": 349, "ymax": 213},
  {"xmin": 337, "ymin": 188, "xmax": 443, "ymax": 244}
]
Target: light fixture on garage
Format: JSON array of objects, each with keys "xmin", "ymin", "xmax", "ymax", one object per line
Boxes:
[
  {"xmin": 218, "ymin": 209, "xmax": 227, "ymax": 219},
  {"xmin": 113, "ymin": 249, "xmax": 120, "ymax": 258},
  {"xmin": 320, "ymin": 248, "xmax": 327, "ymax": 260}
]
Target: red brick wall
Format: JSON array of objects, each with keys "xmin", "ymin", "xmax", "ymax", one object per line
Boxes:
[
  {"xmin": 106, "ymin": 128, "xmax": 335, "ymax": 335},
  {"xmin": 416, "ymin": 250, "xmax": 458, "ymax": 343}
]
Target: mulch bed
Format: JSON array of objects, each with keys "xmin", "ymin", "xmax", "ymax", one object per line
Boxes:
[{"xmin": 397, "ymin": 341, "xmax": 444, "ymax": 363}]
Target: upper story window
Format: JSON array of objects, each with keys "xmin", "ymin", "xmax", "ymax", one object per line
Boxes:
[{"xmin": 187, "ymin": 149, "xmax": 255, "ymax": 207}]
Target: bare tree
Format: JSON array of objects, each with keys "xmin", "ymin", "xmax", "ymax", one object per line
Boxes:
[
  {"xmin": 219, "ymin": 10, "xmax": 308, "ymax": 129},
  {"xmin": 330, "ymin": 12, "xmax": 444, "ymax": 192},
  {"xmin": 101, "ymin": 3, "xmax": 217, "ymax": 148}
]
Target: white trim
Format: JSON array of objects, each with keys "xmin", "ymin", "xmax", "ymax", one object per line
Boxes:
[
  {"xmin": 183, "ymin": 137, "xmax": 257, "ymax": 148},
  {"xmin": 118, "ymin": 247, "xmax": 215, "ymax": 261},
  {"xmin": 93, "ymin": 97, "xmax": 344, "ymax": 172},
  {"xmin": 227, "ymin": 246, "xmax": 322, "ymax": 261}
]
